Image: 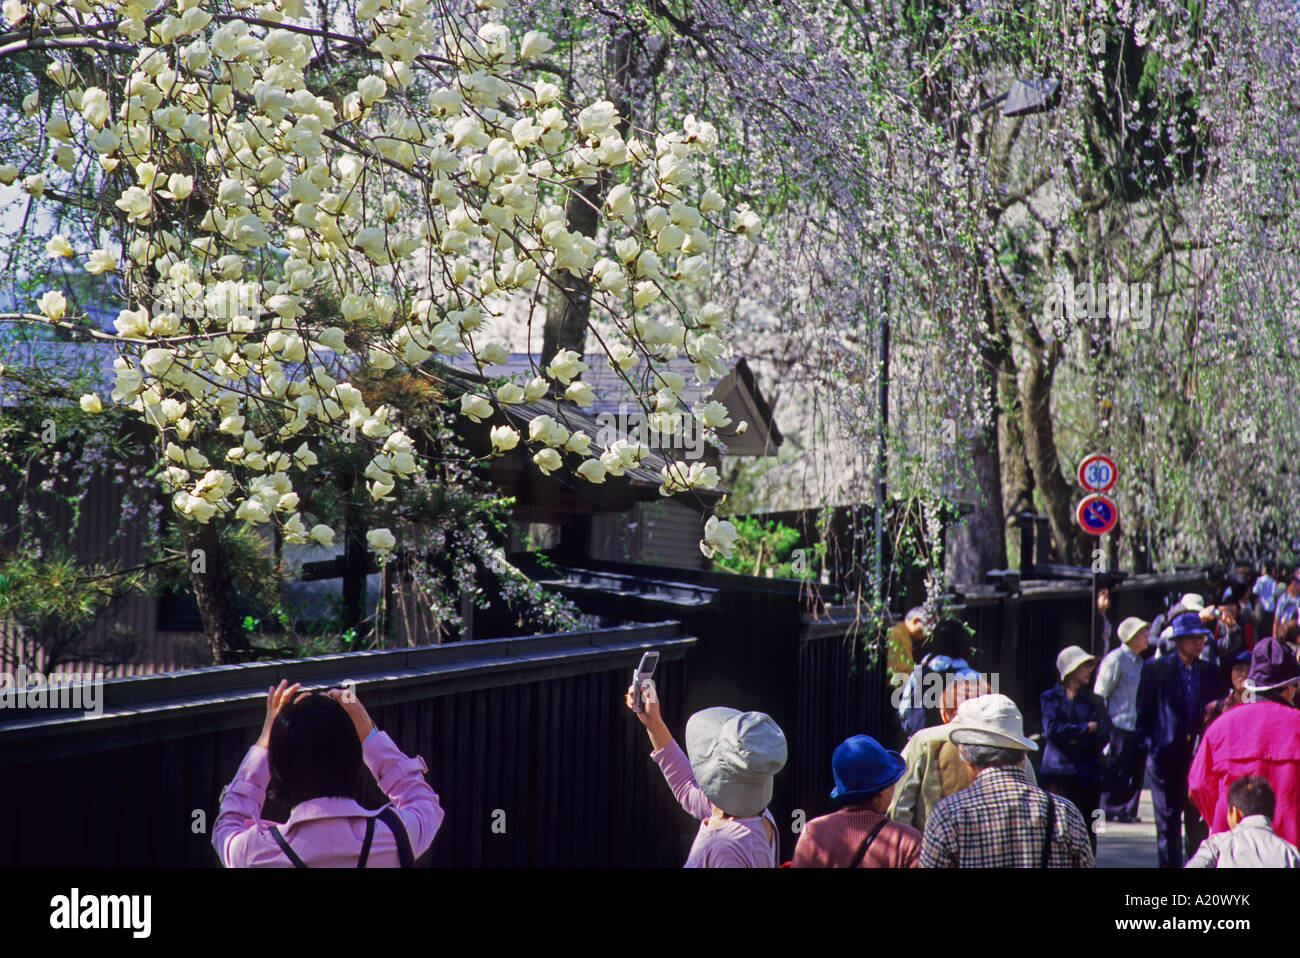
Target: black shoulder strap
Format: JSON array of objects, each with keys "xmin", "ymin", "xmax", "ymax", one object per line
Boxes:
[
  {"xmin": 269, "ymin": 825, "xmax": 308, "ymax": 869},
  {"xmin": 356, "ymin": 816, "xmax": 377, "ymax": 868},
  {"xmin": 1041, "ymin": 795, "xmax": 1057, "ymax": 869},
  {"xmin": 848, "ymin": 816, "xmax": 891, "ymax": 869},
  {"xmin": 377, "ymin": 807, "xmax": 416, "ymax": 868},
  {"xmin": 268, "ymin": 811, "xmax": 413, "ymax": 868}
]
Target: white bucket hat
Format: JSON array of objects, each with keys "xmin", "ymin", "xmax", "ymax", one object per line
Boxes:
[
  {"xmin": 1178, "ymin": 593, "xmax": 1205, "ymax": 613},
  {"xmin": 1056, "ymin": 645, "xmax": 1097, "ymax": 682},
  {"xmin": 1118, "ymin": 617, "xmax": 1150, "ymax": 645},
  {"xmin": 947, "ymin": 694, "xmax": 1038, "ymax": 751},
  {"xmin": 684, "ymin": 707, "xmax": 788, "ymax": 818}
]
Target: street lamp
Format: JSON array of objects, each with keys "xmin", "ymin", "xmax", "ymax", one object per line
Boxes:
[{"xmin": 947, "ymin": 77, "xmax": 1062, "ymax": 125}]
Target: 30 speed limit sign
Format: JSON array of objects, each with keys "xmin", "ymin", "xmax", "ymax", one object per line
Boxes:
[{"xmin": 1077, "ymin": 454, "xmax": 1117, "ymax": 493}]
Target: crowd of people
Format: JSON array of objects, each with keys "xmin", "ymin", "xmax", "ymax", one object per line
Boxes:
[{"xmin": 628, "ymin": 561, "xmax": 1300, "ymax": 868}]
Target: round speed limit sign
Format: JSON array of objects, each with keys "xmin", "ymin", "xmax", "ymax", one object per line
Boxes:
[{"xmin": 1077, "ymin": 453, "xmax": 1117, "ymax": 493}]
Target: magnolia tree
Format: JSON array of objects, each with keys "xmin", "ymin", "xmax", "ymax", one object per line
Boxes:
[{"xmin": 0, "ymin": 0, "xmax": 754, "ymax": 650}]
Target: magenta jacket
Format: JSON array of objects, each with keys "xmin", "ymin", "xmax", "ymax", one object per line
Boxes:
[
  {"xmin": 214, "ymin": 730, "xmax": 444, "ymax": 867},
  {"xmin": 1189, "ymin": 700, "xmax": 1300, "ymax": 846}
]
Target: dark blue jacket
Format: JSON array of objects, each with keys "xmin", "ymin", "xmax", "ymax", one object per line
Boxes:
[
  {"xmin": 1135, "ymin": 654, "xmax": 1228, "ymax": 763},
  {"xmin": 1040, "ymin": 684, "xmax": 1110, "ymax": 784}
]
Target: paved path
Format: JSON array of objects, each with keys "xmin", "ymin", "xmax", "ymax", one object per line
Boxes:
[{"xmin": 1096, "ymin": 789, "xmax": 1159, "ymax": 867}]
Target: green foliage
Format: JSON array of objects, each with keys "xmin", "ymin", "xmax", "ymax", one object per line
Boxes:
[
  {"xmin": 0, "ymin": 546, "xmax": 148, "ymax": 669},
  {"xmin": 1083, "ymin": 3, "xmax": 1209, "ymax": 200},
  {"xmin": 155, "ymin": 520, "xmax": 283, "ymax": 625},
  {"xmin": 713, "ymin": 516, "xmax": 823, "ymax": 579}
]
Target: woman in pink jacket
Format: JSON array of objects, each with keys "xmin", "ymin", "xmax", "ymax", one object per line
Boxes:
[
  {"xmin": 214, "ymin": 680, "xmax": 444, "ymax": 867},
  {"xmin": 1189, "ymin": 639, "xmax": 1300, "ymax": 847},
  {"xmin": 627, "ymin": 678, "xmax": 787, "ymax": 867}
]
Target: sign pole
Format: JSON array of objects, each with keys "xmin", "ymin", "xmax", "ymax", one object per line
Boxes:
[
  {"xmin": 1091, "ymin": 546, "xmax": 1097, "ymax": 657},
  {"xmin": 1077, "ymin": 454, "xmax": 1119, "ymax": 659}
]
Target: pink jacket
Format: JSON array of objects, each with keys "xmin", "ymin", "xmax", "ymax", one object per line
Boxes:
[
  {"xmin": 214, "ymin": 730, "xmax": 444, "ymax": 867},
  {"xmin": 1189, "ymin": 700, "xmax": 1300, "ymax": 846},
  {"xmin": 651, "ymin": 740, "xmax": 779, "ymax": 867}
]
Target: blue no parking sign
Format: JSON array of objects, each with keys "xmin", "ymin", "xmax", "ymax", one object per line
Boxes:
[{"xmin": 1075, "ymin": 494, "xmax": 1118, "ymax": 536}]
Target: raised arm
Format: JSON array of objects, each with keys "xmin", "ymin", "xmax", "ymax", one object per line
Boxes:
[
  {"xmin": 327, "ymin": 686, "xmax": 446, "ymax": 860},
  {"xmin": 627, "ymin": 681, "xmax": 713, "ymax": 821},
  {"xmin": 213, "ymin": 680, "xmax": 300, "ymax": 867}
]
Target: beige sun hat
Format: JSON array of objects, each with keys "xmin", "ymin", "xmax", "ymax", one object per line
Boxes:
[
  {"xmin": 684, "ymin": 707, "xmax": 788, "ymax": 818},
  {"xmin": 1056, "ymin": 645, "xmax": 1097, "ymax": 682},
  {"xmin": 946, "ymin": 693, "xmax": 1038, "ymax": 751},
  {"xmin": 1118, "ymin": 617, "xmax": 1150, "ymax": 645}
]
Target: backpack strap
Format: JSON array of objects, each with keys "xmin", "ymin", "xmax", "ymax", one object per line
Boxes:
[
  {"xmin": 1041, "ymin": 795, "xmax": 1057, "ymax": 869},
  {"xmin": 377, "ymin": 807, "xmax": 416, "ymax": 868},
  {"xmin": 270, "ymin": 812, "xmax": 410, "ymax": 868},
  {"xmin": 848, "ymin": 816, "xmax": 891, "ymax": 869},
  {"xmin": 356, "ymin": 816, "xmax": 378, "ymax": 868},
  {"xmin": 268, "ymin": 825, "xmax": 308, "ymax": 869}
]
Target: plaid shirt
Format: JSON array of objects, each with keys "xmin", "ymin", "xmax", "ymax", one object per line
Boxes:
[{"xmin": 920, "ymin": 764, "xmax": 1095, "ymax": 868}]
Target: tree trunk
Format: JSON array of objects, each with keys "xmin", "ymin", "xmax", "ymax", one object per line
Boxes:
[
  {"xmin": 998, "ymin": 364, "xmax": 1034, "ymax": 519},
  {"xmin": 185, "ymin": 521, "xmax": 249, "ymax": 664},
  {"xmin": 540, "ymin": 180, "xmax": 602, "ymax": 369},
  {"xmin": 540, "ymin": 30, "xmax": 637, "ymax": 370},
  {"xmin": 946, "ymin": 342, "xmax": 1009, "ymax": 584},
  {"xmin": 341, "ymin": 481, "xmax": 368, "ymax": 640},
  {"xmin": 1019, "ymin": 353, "xmax": 1088, "ymax": 565}
]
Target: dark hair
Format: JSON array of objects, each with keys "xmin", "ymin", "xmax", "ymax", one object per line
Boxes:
[
  {"xmin": 1280, "ymin": 621, "xmax": 1300, "ymax": 645},
  {"xmin": 1227, "ymin": 775, "xmax": 1275, "ymax": 820},
  {"xmin": 927, "ymin": 618, "xmax": 970, "ymax": 659},
  {"xmin": 267, "ymin": 693, "xmax": 362, "ymax": 807}
]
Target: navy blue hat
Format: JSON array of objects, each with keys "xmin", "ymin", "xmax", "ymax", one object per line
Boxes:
[
  {"xmin": 1246, "ymin": 637, "xmax": 1300, "ymax": 693},
  {"xmin": 829, "ymin": 734, "xmax": 906, "ymax": 808},
  {"xmin": 1169, "ymin": 611, "xmax": 1211, "ymax": 640}
]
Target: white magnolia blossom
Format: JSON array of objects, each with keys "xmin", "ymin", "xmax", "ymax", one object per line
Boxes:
[
  {"xmin": 697, "ymin": 401, "xmax": 732, "ymax": 429},
  {"xmin": 367, "ymin": 527, "xmax": 396, "ymax": 554},
  {"xmin": 37, "ymin": 290, "xmax": 66, "ymax": 321},
  {"xmin": 490, "ymin": 424, "xmax": 519, "ymax": 452},
  {"xmin": 18, "ymin": 0, "xmax": 750, "ymax": 560},
  {"xmin": 700, "ymin": 516, "xmax": 739, "ymax": 560},
  {"xmin": 576, "ymin": 458, "xmax": 606, "ymax": 483}
]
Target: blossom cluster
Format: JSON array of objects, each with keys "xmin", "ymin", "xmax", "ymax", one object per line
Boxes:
[{"xmin": 13, "ymin": 0, "xmax": 751, "ymax": 558}]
